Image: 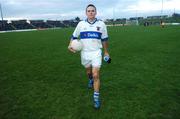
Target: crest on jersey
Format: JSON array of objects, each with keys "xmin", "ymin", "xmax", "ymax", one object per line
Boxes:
[{"xmin": 96, "ymin": 26, "xmax": 101, "ymax": 31}]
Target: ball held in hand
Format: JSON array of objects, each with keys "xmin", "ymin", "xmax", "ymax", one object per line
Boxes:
[{"xmin": 71, "ymin": 40, "xmax": 82, "ymax": 51}]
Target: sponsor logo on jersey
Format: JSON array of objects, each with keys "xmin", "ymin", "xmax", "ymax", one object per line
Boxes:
[
  {"xmin": 87, "ymin": 33, "xmax": 99, "ymax": 37},
  {"xmin": 80, "ymin": 31, "xmax": 102, "ymax": 39}
]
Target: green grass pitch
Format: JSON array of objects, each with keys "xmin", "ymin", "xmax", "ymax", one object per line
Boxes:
[{"xmin": 0, "ymin": 26, "xmax": 180, "ymax": 119}]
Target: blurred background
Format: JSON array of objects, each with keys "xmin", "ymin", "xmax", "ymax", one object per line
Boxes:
[{"xmin": 1, "ymin": 0, "xmax": 180, "ymax": 31}]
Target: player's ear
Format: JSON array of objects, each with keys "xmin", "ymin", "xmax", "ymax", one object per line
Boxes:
[{"xmin": 94, "ymin": 9, "xmax": 97, "ymax": 15}]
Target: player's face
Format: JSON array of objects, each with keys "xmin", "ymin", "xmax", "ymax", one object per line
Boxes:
[{"xmin": 86, "ymin": 6, "xmax": 96, "ymax": 20}]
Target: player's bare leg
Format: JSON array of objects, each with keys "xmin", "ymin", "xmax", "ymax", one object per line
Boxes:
[
  {"xmin": 92, "ymin": 67, "xmax": 100, "ymax": 92},
  {"xmin": 92, "ymin": 67, "xmax": 100, "ymax": 108}
]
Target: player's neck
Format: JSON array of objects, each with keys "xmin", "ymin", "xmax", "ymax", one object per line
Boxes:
[{"xmin": 88, "ymin": 18, "xmax": 96, "ymax": 23}]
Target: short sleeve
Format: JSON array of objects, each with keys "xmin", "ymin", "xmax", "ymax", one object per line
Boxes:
[
  {"xmin": 101, "ymin": 22, "xmax": 108, "ymax": 42},
  {"xmin": 71, "ymin": 22, "xmax": 81, "ymax": 40}
]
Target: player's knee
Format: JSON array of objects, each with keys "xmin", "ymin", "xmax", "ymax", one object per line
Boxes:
[
  {"xmin": 93, "ymin": 72, "xmax": 99, "ymax": 80},
  {"xmin": 87, "ymin": 72, "xmax": 91, "ymax": 76},
  {"xmin": 86, "ymin": 68, "xmax": 91, "ymax": 75}
]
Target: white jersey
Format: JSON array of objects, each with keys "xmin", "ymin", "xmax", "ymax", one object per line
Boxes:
[{"xmin": 71, "ymin": 18, "xmax": 108, "ymax": 52}]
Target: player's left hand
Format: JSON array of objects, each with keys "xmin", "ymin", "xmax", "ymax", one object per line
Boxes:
[
  {"xmin": 104, "ymin": 52, "xmax": 111, "ymax": 64},
  {"xmin": 104, "ymin": 52, "xmax": 110, "ymax": 57}
]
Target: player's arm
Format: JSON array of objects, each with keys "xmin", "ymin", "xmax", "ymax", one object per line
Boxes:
[
  {"xmin": 102, "ymin": 40, "xmax": 109, "ymax": 56},
  {"xmin": 101, "ymin": 22, "xmax": 110, "ymax": 57},
  {"xmin": 68, "ymin": 22, "xmax": 81, "ymax": 53}
]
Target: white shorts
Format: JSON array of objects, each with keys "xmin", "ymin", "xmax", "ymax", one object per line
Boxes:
[{"xmin": 81, "ymin": 50, "xmax": 102, "ymax": 68}]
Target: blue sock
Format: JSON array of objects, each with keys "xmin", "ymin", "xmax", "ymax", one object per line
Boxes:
[
  {"xmin": 89, "ymin": 79, "xmax": 93, "ymax": 84},
  {"xmin": 94, "ymin": 92, "xmax": 100, "ymax": 101}
]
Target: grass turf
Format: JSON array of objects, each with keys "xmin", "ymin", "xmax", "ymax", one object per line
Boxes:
[{"xmin": 0, "ymin": 26, "xmax": 180, "ymax": 119}]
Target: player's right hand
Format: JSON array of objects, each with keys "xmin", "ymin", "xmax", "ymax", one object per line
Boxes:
[{"xmin": 68, "ymin": 45, "xmax": 76, "ymax": 53}]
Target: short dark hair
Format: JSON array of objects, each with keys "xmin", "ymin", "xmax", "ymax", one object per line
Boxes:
[{"xmin": 86, "ymin": 4, "xmax": 96, "ymax": 12}]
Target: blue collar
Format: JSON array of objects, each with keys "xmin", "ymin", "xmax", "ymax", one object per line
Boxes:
[{"xmin": 86, "ymin": 18, "xmax": 97, "ymax": 25}]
